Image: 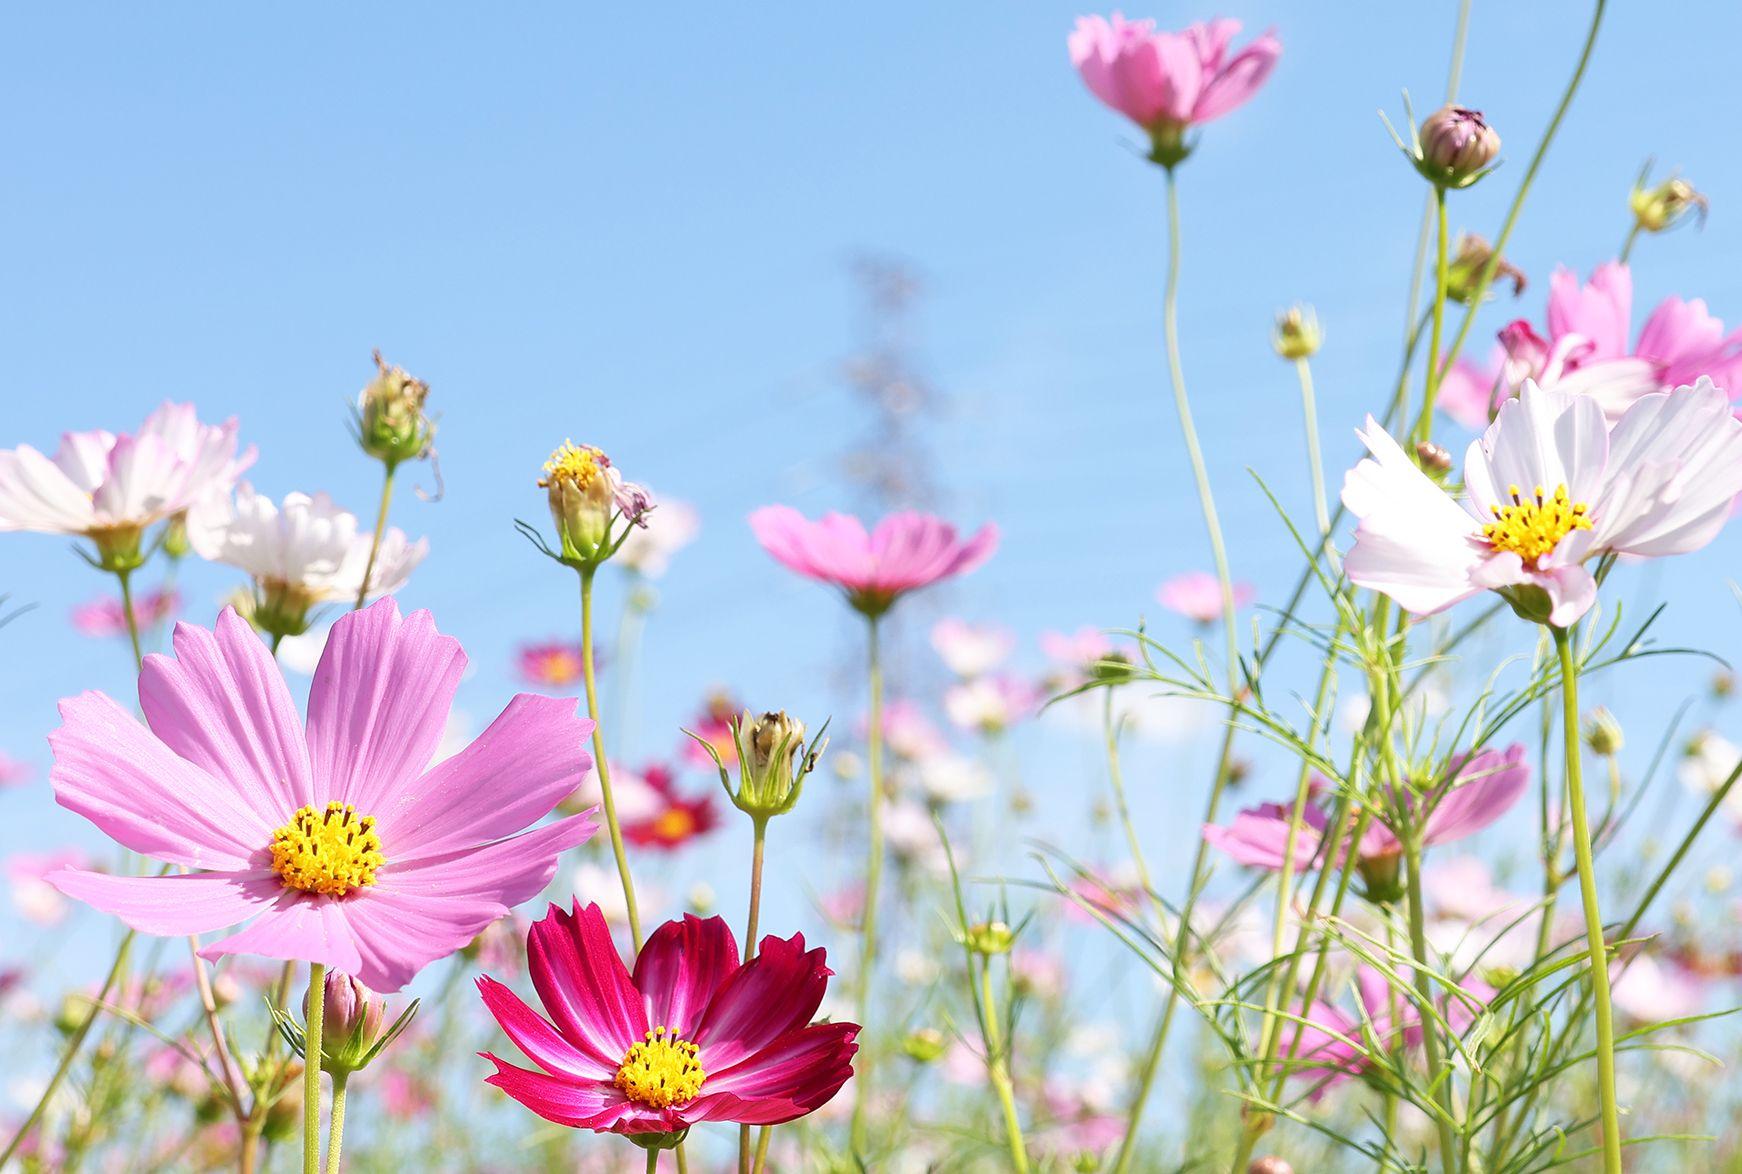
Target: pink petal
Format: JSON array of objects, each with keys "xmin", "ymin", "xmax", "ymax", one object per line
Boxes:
[
  {"xmin": 1424, "ymin": 745, "xmax": 1530, "ymax": 846},
  {"xmin": 325, "ymin": 886, "xmax": 501, "ymax": 992},
  {"xmin": 694, "ymin": 932, "xmax": 831, "ymax": 1070},
  {"xmin": 689, "ymin": 1022, "xmax": 859, "ymax": 1125},
  {"xmin": 380, "ymin": 813, "xmax": 597, "ymax": 909},
  {"xmin": 1192, "ymin": 29, "xmax": 1281, "ymax": 122},
  {"xmin": 526, "ymin": 903, "xmax": 647, "ymax": 1072},
  {"xmin": 631, "ymin": 915, "xmax": 740, "ymax": 1037},
  {"xmin": 48, "ymin": 867, "xmax": 282, "ymax": 936},
  {"xmin": 478, "ymin": 975, "xmax": 609, "ymax": 1080},
  {"xmin": 199, "ymin": 892, "xmax": 365, "ymax": 975}
]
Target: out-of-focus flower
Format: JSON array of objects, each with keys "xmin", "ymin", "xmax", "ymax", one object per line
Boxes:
[
  {"xmin": 517, "ymin": 641, "xmax": 585, "ymax": 688},
  {"xmin": 750, "ymin": 506, "xmax": 997, "ymax": 618},
  {"xmin": 1068, "ymin": 14, "xmax": 1280, "ymax": 166},
  {"xmin": 535, "ymin": 442, "xmax": 652, "ymax": 567},
  {"xmin": 1272, "ymin": 306, "xmax": 1322, "ymax": 360},
  {"xmin": 1344, "ymin": 380, "xmax": 1742, "ymax": 627},
  {"xmin": 478, "ymin": 903, "xmax": 859, "ymax": 1141},
  {"xmin": 1610, "ymin": 953, "xmax": 1706, "ymax": 1024},
  {"xmin": 1157, "ymin": 571, "xmax": 1255, "ymax": 623},
  {"xmin": 1679, "ymin": 731, "xmax": 1742, "ymax": 822},
  {"xmin": 0, "ymin": 402, "xmax": 252, "ymax": 571},
  {"xmin": 1205, "ymin": 746, "xmax": 1529, "ymax": 902},
  {"xmin": 572, "ymin": 862, "xmax": 639, "ymax": 928},
  {"xmin": 901, "ymin": 1026, "xmax": 948, "ymax": 1063},
  {"xmin": 353, "ymin": 351, "xmax": 434, "ymax": 468},
  {"xmin": 876, "ymin": 699, "xmax": 949, "ymax": 762},
  {"xmin": 930, "ymin": 618, "xmax": 1016, "ymax": 678},
  {"xmin": 1585, "ymin": 708, "xmax": 1624, "ymax": 756},
  {"xmin": 1445, "ymin": 234, "xmax": 1526, "ymax": 304},
  {"xmin": 680, "ymin": 690, "xmax": 740, "ymax": 769},
  {"xmin": 1630, "ymin": 165, "xmax": 1707, "ymax": 236},
  {"xmin": 912, "ymin": 753, "xmax": 992, "ymax": 805},
  {"xmin": 944, "ymin": 675, "xmax": 1041, "ymax": 735},
  {"xmin": 189, "ymin": 484, "xmax": 426, "ymax": 637},
  {"xmin": 46, "ymin": 599, "xmax": 597, "ymax": 992},
  {"xmin": 71, "ymin": 587, "xmax": 180, "ymax": 639},
  {"xmin": 614, "ymin": 495, "xmax": 698, "ymax": 580},
  {"xmin": 1412, "ymin": 105, "xmax": 1501, "ymax": 189},
  {"xmin": 8, "ymin": 850, "xmax": 87, "ymax": 925},
  {"xmin": 1064, "ymin": 864, "xmax": 1145, "ymax": 924},
  {"xmin": 0, "ymin": 753, "xmax": 29, "ymax": 789},
  {"xmin": 621, "ymin": 763, "xmax": 721, "ymax": 849}
]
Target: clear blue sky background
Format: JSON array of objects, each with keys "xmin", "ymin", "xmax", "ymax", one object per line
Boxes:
[{"xmin": 3, "ymin": 0, "xmax": 1741, "ymax": 1048}]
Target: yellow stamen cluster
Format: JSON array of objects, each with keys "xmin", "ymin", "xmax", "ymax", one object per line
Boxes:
[
  {"xmin": 538, "ymin": 441, "xmax": 607, "ymax": 491},
  {"xmin": 650, "ymin": 808, "xmax": 698, "ymax": 842},
  {"xmin": 1482, "ymin": 483, "xmax": 1591, "ymax": 565},
  {"xmin": 269, "ymin": 802, "xmax": 385, "ymax": 897},
  {"xmin": 614, "ymin": 1026, "xmax": 706, "ymax": 1108}
]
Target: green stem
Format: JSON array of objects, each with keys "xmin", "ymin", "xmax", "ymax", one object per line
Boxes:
[
  {"xmin": 850, "ymin": 614, "xmax": 885, "ymax": 1156},
  {"xmin": 1412, "ymin": 185, "xmax": 1451, "ymax": 450},
  {"xmin": 979, "ymin": 961, "xmax": 1030, "ymax": 1173},
  {"xmin": 752, "ymin": 1127, "xmax": 772, "ymax": 1173},
  {"xmin": 739, "ymin": 818, "xmax": 769, "ymax": 1174},
  {"xmin": 353, "ymin": 464, "xmax": 397, "ymax": 610},
  {"xmin": 646, "ymin": 1148, "xmax": 660, "ymax": 1174},
  {"xmin": 304, "ymin": 963, "xmax": 326, "ymax": 1174},
  {"xmin": 1294, "ymin": 356, "xmax": 1331, "ymax": 543},
  {"xmin": 1618, "ymin": 222, "xmax": 1641, "ymax": 266},
  {"xmin": 579, "ymin": 566, "xmax": 643, "ymax": 949},
  {"xmin": 1405, "ymin": 834, "xmax": 1461, "ymax": 1174},
  {"xmin": 1101, "ymin": 690, "xmax": 1156, "ymax": 914},
  {"xmin": 115, "ymin": 567, "xmax": 145, "ymax": 670},
  {"xmin": 1554, "ymin": 627, "xmax": 1622, "ymax": 1173},
  {"xmin": 325, "ymin": 1073, "xmax": 348, "ymax": 1174}
]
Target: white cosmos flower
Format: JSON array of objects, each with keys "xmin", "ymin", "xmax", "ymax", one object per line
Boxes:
[
  {"xmin": 1344, "ymin": 378, "xmax": 1742, "ymax": 627},
  {"xmin": 0, "ymin": 402, "xmax": 250, "ymax": 539},
  {"xmin": 930, "ymin": 617, "xmax": 1016, "ymax": 678},
  {"xmin": 612, "ymin": 494, "xmax": 698, "ymax": 579}
]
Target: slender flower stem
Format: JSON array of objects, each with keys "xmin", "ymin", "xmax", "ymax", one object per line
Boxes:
[
  {"xmin": 1405, "ymin": 834, "xmax": 1460, "ymax": 1174},
  {"xmin": 752, "ymin": 1127, "xmax": 772, "ymax": 1173},
  {"xmin": 325, "ymin": 1074, "xmax": 349, "ymax": 1174},
  {"xmin": 979, "ymin": 961, "xmax": 1030, "ymax": 1173},
  {"xmin": 1293, "ymin": 356, "xmax": 1331, "ymax": 543},
  {"xmin": 1412, "ymin": 185, "xmax": 1451, "ymax": 450},
  {"xmin": 850, "ymin": 614, "xmax": 885, "ymax": 1156},
  {"xmin": 1617, "ymin": 222, "xmax": 1641, "ymax": 265},
  {"xmin": 116, "ymin": 566, "xmax": 145, "ymax": 669},
  {"xmin": 1553, "ymin": 627, "xmax": 1622, "ymax": 1173},
  {"xmin": 353, "ymin": 464, "xmax": 398, "ymax": 610},
  {"xmin": 739, "ymin": 817, "xmax": 769, "ymax": 1174},
  {"xmin": 645, "ymin": 1148, "xmax": 660, "ymax": 1174},
  {"xmin": 579, "ymin": 566, "xmax": 643, "ymax": 949},
  {"xmin": 1101, "ymin": 690, "xmax": 1156, "ymax": 914},
  {"xmin": 304, "ymin": 963, "xmax": 326, "ymax": 1174}
]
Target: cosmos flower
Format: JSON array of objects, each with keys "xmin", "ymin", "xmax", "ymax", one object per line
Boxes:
[
  {"xmin": 45, "ymin": 598, "xmax": 597, "ymax": 992},
  {"xmin": 1157, "ymin": 571, "xmax": 1255, "ymax": 624},
  {"xmin": 517, "ymin": 641, "xmax": 586, "ymax": 688},
  {"xmin": 478, "ymin": 902, "xmax": 859, "ymax": 1137},
  {"xmin": 614, "ymin": 495, "xmax": 700, "ymax": 580},
  {"xmin": 749, "ymin": 507, "xmax": 997, "ymax": 617},
  {"xmin": 620, "ymin": 764, "xmax": 720, "ymax": 851},
  {"xmin": 943, "ymin": 674, "xmax": 1042, "ymax": 735},
  {"xmin": 1068, "ymin": 15, "xmax": 1280, "ymax": 144},
  {"xmin": 0, "ymin": 752, "xmax": 33, "ymax": 790},
  {"xmin": 70, "ymin": 587, "xmax": 181, "ymax": 639},
  {"xmin": 1344, "ymin": 380, "xmax": 1742, "ymax": 627},
  {"xmin": 680, "ymin": 691, "xmax": 741, "ymax": 770},
  {"xmin": 8, "ymin": 850, "xmax": 87, "ymax": 926},
  {"xmin": 930, "ymin": 618, "xmax": 1016, "ymax": 678}
]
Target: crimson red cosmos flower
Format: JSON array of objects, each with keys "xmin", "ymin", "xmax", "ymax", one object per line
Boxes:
[
  {"xmin": 479, "ymin": 903, "xmax": 858, "ymax": 1138},
  {"xmin": 621, "ymin": 764, "xmax": 719, "ymax": 851}
]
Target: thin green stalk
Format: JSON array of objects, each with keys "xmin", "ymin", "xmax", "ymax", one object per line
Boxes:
[
  {"xmin": 739, "ymin": 817, "xmax": 769, "ymax": 1174},
  {"xmin": 1101, "ymin": 690, "xmax": 1157, "ymax": 915},
  {"xmin": 325, "ymin": 1074, "xmax": 349, "ymax": 1174},
  {"xmin": 850, "ymin": 614, "xmax": 885, "ymax": 1155},
  {"xmin": 1412, "ymin": 186, "xmax": 1451, "ymax": 449},
  {"xmin": 304, "ymin": 963, "xmax": 326, "ymax": 1174},
  {"xmin": 752, "ymin": 1127, "xmax": 772, "ymax": 1173},
  {"xmin": 1294, "ymin": 356, "xmax": 1331, "ymax": 542},
  {"xmin": 353, "ymin": 464, "xmax": 397, "ymax": 610},
  {"xmin": 1618, "ymin": 223, "xmax": 1640, "ymax": 265},
  {"xmin": 1402, "ymin": 0, "xmax": 1473, "ymax": 343},
  {"xmin": 116, "ymin": 566, "xmax": 145, "ymax": 669},
  {"xmin": 646, "ymin": 1148, "xmax": 660, "ymax": 1174},
  {"xmin": 979, "ymin": 961, "xmax": 1030, "ymax": 1173},
  {"xmin": 1405, "ymin": 834, "xmax": 1461, "ymax": 1174},
  {"xmin": 1553, "ymin": 627, "xmax": 1622, "ymax": 1173},
  {"xmin": 579, "ymin": 566, "xmax": 642, "ymax": 949}
]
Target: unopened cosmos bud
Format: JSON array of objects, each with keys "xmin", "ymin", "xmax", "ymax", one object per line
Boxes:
[
  {"xmin": 1417, "ymin": 105, "xmax": 1500, "ymax": 188},
  {"xmin": 355, "ymin": 350, "xmax": 434, "ymax": 468},
  {"xmin": 1272, "ymin": 305, "xmax": 1322, "ymax": 360}
]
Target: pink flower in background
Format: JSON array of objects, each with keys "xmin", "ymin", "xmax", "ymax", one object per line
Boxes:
[
  {"xmin": 1157, "ymin": 571, "xmax": 1254, "ymax": 623},
  {"xmin": 517, "ymin": 641, "xmax": 586, "ymax": 688},
  {"xmin": 479, "ymin": 902, "xmax": 859, "ymax": 1134},
  {"xmin": 680, "ymin": 690, "xmax": 741, "ymax": 769},
  {"xmin": 70, "ymin": 587, "xmax": 180, "ymax": 638},
  {"xmin": 930, "ymin": 618, "xmax": 1016, "ymax": 678},
  {"xmin": 1610, "ymin": 953, "xmax": 1707, "ymax": 1024},
  {"xmin": 1547, "ymin": 261, "xmax": 1634, "ymax": 362},
  {"xmin": 0, "ymin": 402, "xmax": 251, "ymax": 539},
  {"xmin": 1345, "ymin": 380, "xmax": 1742, "ymax": 626},
  {"xmin": 1069, "ymin": 14, "xmax": 1280, "ymax": 132},
  {"xmin": 0, "ymin": 752, "xmax": 31, "ymax": 789},
  {"xmin": 45, "ymin": 598, "xmax": 597, "ymax": 992},
  {"xmin": 8, "ymin": 850, "xmax": 88, "ymax": 925},
  {"xmin": 873, "ymin": 700, "xmax": 949, "ymax": 762},
  {"xmin": 944, "ymin": 674, "xmax": 1042, "ymax": 735},
  {"xmin": 614, "ymin": 494, "xmax": 699, "ymax": 579},
  {"xmin": 620, "ymin": 763, "xmax": 721, "ymax": 851},
  {"xmin": 750, "ymin": 506, "xmax": 997, "ymax": 617}
]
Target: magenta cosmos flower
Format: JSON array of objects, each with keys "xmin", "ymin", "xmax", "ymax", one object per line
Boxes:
[
  {"xmin": 478, "ymin": 902, "xmax": 859, "ymax": 1138},
  {"xmin": 1069, "ymin": 13, "xmax": 1279, "ymax": 159},
  {"xmin": 749, "ymin": 506, "xmax": 997, "ymax": 617},
  {"xmin": 46, "ymin": 598, "xmax": 597, "ymax": 992}
]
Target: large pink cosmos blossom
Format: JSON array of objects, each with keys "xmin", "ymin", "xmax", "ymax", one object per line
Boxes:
[
  {"xmin": 1069, "ymin": 14, "xmax": 1280, "ymax": 134},
  {"xmin": 45, "ymin": 598, "xmax": 597, "ymax": 992},
  {"xmin": 749, "ymin": 506, "xmax": 997, "ymax": 617},
  {"xmin": 478, "ymin": 902, "xmax": 859, "ymax": 1137}
]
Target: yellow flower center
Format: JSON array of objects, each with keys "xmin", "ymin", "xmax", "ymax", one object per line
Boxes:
[
  {"xmin": 614, "ymin": 1027, "xmax": 706, "ymax": 1108},
  {"xmin": 269, "ymin": 802, "xmax": 385, "ymax": 897},
  {"xmin": 1481, "ymin": 483, "xmax": 1591, "ymax": 565},
  {"xmin": 650, "ymin": 808, "xmax": 697, "ymax": 842},
  {"xmin": 538, "ymin": 441, "xmax": 607, "ymax": 491}
]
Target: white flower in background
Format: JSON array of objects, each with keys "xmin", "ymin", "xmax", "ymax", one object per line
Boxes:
[
  {"xmin": 572, "ymin": 862, "xmax": 662, "ymax": 928},
  {"xmin": 930, "ymin": 617, "xmax": 1016, "ymax": 678},
  {"xmin": 189, "ymin": 482, "xmax": 427, "ymax": 636},
  {"xmin": 613, "ymin": 494, "xmax": 699, "ymax": 579},
  {"xmin": 1679, "ymin": 731, "xmax": 1742, "ymax": 822},
  {"xmin": 944, "ymin": 675, "xmax": 1040, "ymax": 734},
  {"xmin": 0, "ymin": 402, "xmax": 251, "ymax": 565},
  {"xmin": 1344, "ymin": 379, "xmax": 1742, "ymax": 627},
  {"xmin": 913, "ymin": 752, "xmax": 992, "ymax": 805},
  {"xmin": 895, "ymin": 949, "xmax": 942, "ymax": 987},
  {"xmin": 883, "ymin": 799, "xmax": 948, "ymax": 872}
]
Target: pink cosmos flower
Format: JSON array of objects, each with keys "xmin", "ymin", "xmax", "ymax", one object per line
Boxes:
[
  {"xmin": 1344, "ymin": 379, "xmax": 1742, "ymax": 627},
  {"xmin": 749, "ymin": 506, "xmax": 998, "ymax": 617},
  {"xmin": 679, "ymin": 690, "xmax": 740, "ymax": 769},
  {"xmin": 479, "ymin": 902, "xmax": 859, "ymax": 1136},
  {"xmin": 1069, "ymin": 14, "xmax": 1280, "ymax": 133},
  {"xmin": 0, "ymin": 752, "xmax": 31, "ymax": 789},
  {"xmin": 517, "ymin": 641, "xmax": 586, "ymax": 688},
  {"xmin": 943, "ymin": 674, "xmax": 1043, "ymax": 734},
  {"xmin": 1157, "ymin": 571, "xmax": 1255, "ymax": 623},
  {"xmin": 0, "ymin": 402, "xmax": 252, "ymax": 539},
  {"xmin": 1282, "ymin": 968, "xmax": 1495, "ymax": 1096},
  {"xmin": 930, "ymin": 617, "xmax": 1016, "ymax": 678},
  {"xmin": 8, "ymin": 850, "xmax": 88, "ymax": 926},
  {"xmin": 45, "ymin": 598, "xmax": 598, "ymax": 992},
  {"xmin": 70, "ymin": 587, "xmax": 180, "ymax": 639},
  {"xmin": 871, "ymin": 699, "xmax": 949, "ymax": 762}
]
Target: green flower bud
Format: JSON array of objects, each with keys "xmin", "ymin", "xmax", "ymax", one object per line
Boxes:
[
  {"xmin": 1271, "ymin": 306, "xmax": 1322, "ymax": 360},
  {"xmin": 1584, "ymin": 707, "xmax": 1624, "ymax": 757},
  {"xmin": 1630, "ymin": 166, "xmax": 1707, "ymax": 235},
  {"xmin": 901, "ymin": 1027, "xmax": 948, "ymax": 1063},
  {"xmin": 965, "ymin": 920, "xmax": 1016, "ymax": 956},
  {"xmin": 278, "ymin": 971, "xmax": 418, "ymax": 1077},
  {"xmin": 1445, "ymin": 234, "xmax": 1526, "ymax": 304},
  {"xmin": 690, "ymin": 709, "xmax": 830, "ymax": 821},
  {"xmin": 354, "ymin": 350, "xmax": 433, "ymax": 468}
]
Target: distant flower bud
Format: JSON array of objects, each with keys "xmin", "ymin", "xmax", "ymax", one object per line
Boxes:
[
  {"xmin": 1272, "ymin": 306, "xmax": 1322, "ymax": 360},
  {"xmin": 55, "ymin": 993, "xmax": 97, "ymax": 1036},
  {"xmin": 1248, "ymin": 1159, "xmax": 1294, "ymax": 1174},
  {"xmin": 689, "ymin": 709, "xmax": 828, "ymax": 821},
  {"xmin": 1415, "ymin": 442, "xmax": 1454, "ymax": 475},
  {"xmin": 1584, "ymin": 707, "xmax": 1624, "ymax": 756},
  {"xmin": 901, "ymin": 1027, "xmax": 948, "ymax": 1063},
  {"xmin": 1417, "ymin": 105, "xmax": 1500, "ymax": 187},
  {"xmin": 162, "ymin": 513, "xmax": 192, "ymax": 560},
  {"xmin": 1630, "ymin": 166, "xmax": 1707, "ymax": 235},
  {"xmin": 965, "ymin": 920, "xmax": 1017, "ymax": 956},
  {"xmin": 1445, "ymin": 234, "xmax": 1526, "ymax": 304},
  {"xmin": 533, "ymin": 442, "xmax": 649, "ymax": 567},
  {"xmin": 354, "ymin": 351, "xmax": 434, "ymax": 468},
  {"xmin": 1712, "ymin": 670, "xmax": 1734, "ymax": 699}
]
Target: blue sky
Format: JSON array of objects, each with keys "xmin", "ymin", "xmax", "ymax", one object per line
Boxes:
[{"xmin": 3, "ymin": 1, "xmax": 1741, "ymax": 1018}]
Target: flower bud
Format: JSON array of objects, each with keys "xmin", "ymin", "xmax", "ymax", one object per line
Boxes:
[
  {"xmin": 965, "ymin": 920, "xmax": 1017, "ymax": 956},
  {"xmin": 1584, "ymin": 707, "xmax": 1624, "ymax": 757},
  {"xmin": 901, "ymin": 1027, "xmax": 948, "ymax": 1063},
  {"xmin": 162, "ymin": 513, "xmax": 193, "ymax": 561},
  {"xmin": 1445, "ymin": 234, "xmax": 1526, "ymax": 304},
  {"xmin": 1711, "ymin": 670, "xmax": 1734, "ymax": 699},
  {"xmin": 690, "ymin": 709, "xmax": 828, "ymax": 821},
  {"xmin": 538, "ymin": 442, "xmax": 617, "ymax": 564},
  {"xmin": 1248, "ymin": 1159, "xmax": 1294, "ymax": 1174},
  {"xmin": 1271, "ymin": 306, "xmax": 1322, "ymax": 360},
  {"xmin": 1630, "ymin": 167, "xmax": 1706, "ymax": 235},
  {"xmin": 355, "ymin": 351, "xmax": 433, "ymax": 468},
  {"xmin": 285, "ymin": 971, "xmax": 417, "ymax": 1076},
  {"xmin": 1415, "ymin": 442, "xmax": 1454, "ymax": 476},
  {"xmin": 1416, "ymin": 105, "xmax": 1500, "ymax": 188}
]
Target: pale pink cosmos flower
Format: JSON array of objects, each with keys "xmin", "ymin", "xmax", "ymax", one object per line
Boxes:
[
  {"xmin": 1610, "ymin": 953, "xmax": 1707, "ymax": 1024},
  {"xmin": 1157, "ymin": 571, "xmax": 1255, "ymax": 623},
  {"xmin": 8, "ymin": 850, "xmax": 88, "ymax": 926},
  {"xmin": 1344, "ymin": 379, "xmax": 1742, "ymax": 627},
  {"xmin": 943, "ymin": 674, "xmax": 1042, "ymax": 735},
  {"xmin": 1282, "ymin": 968, "xmax": 1495, "ymax": 1097},
  {"xmin": 1069, "ymin": 14, "xmax": 1280, "ymax": 133},
  {"xmin": 0, "ymin": 752, "xmax": 34, "ymax": 789},
  {"xmin": 930, "ymin": 617, "xmax": 1016, "ymax": 678},
  {"xmin": 749, "ymin": 506, "xmax": 997, "ymax": 617},
  {"xmin": 45, "ymin": 598, "xmax": 597, "ymax": 992},
  {"xmin": 70, "ymin": 587, "xmax": 181, "ymax": 638},
  {"xmin": 871, "ymin": 699, "xmax": 949, "ymax": 762},
  {"xmin": 613, "ymin": 494, "xmax": 699, "ymax": 580},
  {"xmin": 0, "ymin": 402, "xmax": 251, "ymax": 539}
]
